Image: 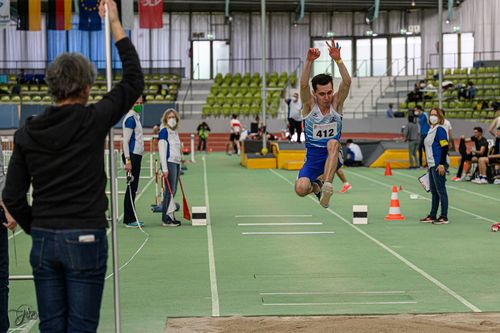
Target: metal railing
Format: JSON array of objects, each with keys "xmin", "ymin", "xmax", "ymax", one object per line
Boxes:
[
  {"xmin": 352, "ymin": 58, "xmax": 416, "ymax": 118},
  {"xmin": 180, "ymin": 63, "xmax": 199, "ymax": 118},
  {"xmin": 215, "ymin": 57, "xmax": 303, "ymax": 75},
  {"xmin": 427, "ymin": 51, "xmax": 500, "ymax": 70}
]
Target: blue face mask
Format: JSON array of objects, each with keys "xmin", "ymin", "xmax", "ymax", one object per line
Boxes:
[{"xmin": 133, "ymin": 104, "xmax": 143, "ymax": 113}]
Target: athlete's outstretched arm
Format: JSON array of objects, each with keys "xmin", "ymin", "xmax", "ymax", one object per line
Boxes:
[
  {"xmin": 326, "ymin": 39, "xmax": 351, "ymax": 114},
  {"xmin": 300, "ymin": 48, "xmax": 320, "ymax": 117}
]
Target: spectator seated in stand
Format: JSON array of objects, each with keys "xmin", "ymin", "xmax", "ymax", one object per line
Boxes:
[
  {"xmin": 344, "ymin": 139, "xmax": 364, "ymax": 166},
  {"xmin": 452, "ymin": 126, "xmax": 489, "ymax": 181},
  {"xmin": 466, "ymin": 81, "xmax": 477, "ymax": 100},
  {"xmin": 475, "ymin": 126, "xmax": 500, "ymax": 184}
]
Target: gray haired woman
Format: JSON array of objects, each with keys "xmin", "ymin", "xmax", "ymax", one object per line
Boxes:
[{"xmin": 158, "ymin": 108, "xmax": 182, "ymax": 226}]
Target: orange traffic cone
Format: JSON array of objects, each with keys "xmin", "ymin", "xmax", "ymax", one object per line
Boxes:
[
  {"xmin": 384, "ymin": 162, "xmax": 392, "ymax": 176},
  {"xmin": 385, "ymin": 185, "xmax": 405, "ymax": 220}
]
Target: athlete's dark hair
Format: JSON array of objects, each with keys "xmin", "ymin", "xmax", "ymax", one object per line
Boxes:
[{"xmin": 311, "ymin": 74, "xmax": 333, "ymax": 91}]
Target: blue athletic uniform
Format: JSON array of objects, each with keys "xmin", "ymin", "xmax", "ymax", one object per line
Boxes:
[{"xmin": 298, "ymin": 102, "xmax": 343, "ymax": 181}]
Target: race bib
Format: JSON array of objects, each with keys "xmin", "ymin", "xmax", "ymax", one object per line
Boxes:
[{"xmin": 313, "ymin": 123, "xmax": 337, "ymax": 140}]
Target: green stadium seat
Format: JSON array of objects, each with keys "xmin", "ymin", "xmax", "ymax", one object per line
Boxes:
[
  {"xmin": 211, "ymin": 104, "xmax": 222, "ymax": 117},
  {"xmin": 202, "ymin": 105, "xmax": 211, "ymax": 117},
  {"xmin": 22, "ymin": 95, "xmax": 31, "ymax": 102},
  {"xmin": 234, "ymin": 93, "xmax": 244, "ymax": 105},
  {"xmin": 214, "ymin": 73, "xmax": 223, "ymax": 85},
  {"xmin": 225, "ymin": 93, "xmax": 235, "ymax": 105},
  {"xmin": 43, "ymin": 95, "xmax": 51, "ymax": 102},
  {"xmin": 216, "ymin": 93, "xmax": 225, "ymax": 105},
  {"xmin": 145, "ymin": 94, "xmax": 154, "ymax": 102},
  {"xmin": 154, "ymin": 95, "xmax": 165, "ymax": 101},
  {"xmin": 11, "ymin": 95, "xmax": 20, "ymax": 102},
  {"xmin": 207, "ymin": 94, "xmax": 215, "ymax": 105},
  {"xmin": 241, "ymin": 103, "xmax": 251, "ymax": 117},
  {"xmin": 0, "ymin": 96, "xmax": 10, "ymax": 102}
]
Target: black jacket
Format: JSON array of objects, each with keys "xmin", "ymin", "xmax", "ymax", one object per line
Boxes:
[{"xmin": 2, "ymin": 38, "xmax": 144, "ymax": 234}]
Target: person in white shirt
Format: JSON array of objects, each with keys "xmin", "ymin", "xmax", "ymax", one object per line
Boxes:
[
  {"xmin": 227, "ymin": 114, "xmax": 241, "ymax": 155},
  {"xmin": 441, "ymin": 110, "xmax": 454, "ymax": 151},
  {"xmin": 488, "ymin": 109, "xmax": 500, "ymax": 137},
  {"xmin": 158, "ymin": 109, "xmax": 182, "ymax": 227},
  {"xmin": 344, "ymin": 139, "xmax": 363, "ymax": 167},
  {"xmin": 122, "ymin": 96, "xmax": 145, "ymax": 228},
  {"xmin": 286, "ymin": 92, "xmax": 303, "ymax": 143}
]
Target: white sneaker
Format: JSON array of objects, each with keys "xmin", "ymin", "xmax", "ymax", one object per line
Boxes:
[
  {"xmin": 479, "ymin": 178, "xmax": 488, "ymax": 184},
  {"xmin": 494, "ymin": 179, "xmax": 500, "ymax": 185},
  {"xmin": 319, "ymin": 182, "xmax": 333, "ymax": 208},
  {"xmin": 471, "ymin": 178, "xmax": 481, "ymax": 184}
]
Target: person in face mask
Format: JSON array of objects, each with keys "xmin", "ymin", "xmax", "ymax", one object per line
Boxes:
[
  {"xmin": 420, "ymin": 107, "xmax": 449, "ymax": 225},
  {"xmin": 158, "ymin": 109, "xmax": 182, "ymax": 226},
  {"xmin": 122, "ymin": 95, "xmax": 145, "ymax": 228}
]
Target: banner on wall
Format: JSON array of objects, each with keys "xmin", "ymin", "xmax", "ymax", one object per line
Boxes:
[
  {"xmin": 139, "ymin": 0, "xmax": 163, "ymax": 29},
  {"xmin": 0, "ymin": 0, "xmax": 10, "ymax": 30},
  {"xmin": 17, "ymin": 0, "xmax": 42, "ymax": 31},
  {"xmin": 48, "ymin": 0, "xmax": 73, "ymax": 31},
  {"xmin": 117, "ymin": 0, "xmax": 134, "ymax": 30},
  {"xmin": 79, "ymin": 0, "xmax": 101, "ymax": 31}
]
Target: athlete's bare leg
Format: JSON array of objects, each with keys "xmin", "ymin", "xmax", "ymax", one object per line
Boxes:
[{"xmin": 320, "ymin": 139, "xmax": 340, "ymax": 208}]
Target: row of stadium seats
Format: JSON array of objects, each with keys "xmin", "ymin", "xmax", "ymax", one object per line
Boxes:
[
  {"xmin": 214, "ymin": 72, "xmax": 297, "ymax": 87},
  {"xmin": 426, "ymin": 66, "xmax": 500, "ymax": 78}
]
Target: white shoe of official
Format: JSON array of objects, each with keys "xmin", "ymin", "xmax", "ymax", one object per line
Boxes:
[{"xmin": 319, "ymin": 182, "xmax": 333, "ymax": 208}]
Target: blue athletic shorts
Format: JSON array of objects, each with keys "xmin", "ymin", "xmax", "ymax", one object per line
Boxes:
[{"xmin": 298, "ymin": 145, "xmax": 343, "ymax": 182}]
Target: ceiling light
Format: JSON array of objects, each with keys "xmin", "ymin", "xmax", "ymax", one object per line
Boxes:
[{"xmin": 411, "ymin": 1, "xmax": 416, "ymax": 6}]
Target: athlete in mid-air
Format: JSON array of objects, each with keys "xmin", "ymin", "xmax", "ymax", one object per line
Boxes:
[{"xmin": 295, "ymin": 39, "xmax": 351, "ymax": 208}]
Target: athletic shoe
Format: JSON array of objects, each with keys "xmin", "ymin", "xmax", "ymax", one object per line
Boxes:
[
  {"xmin": 125, "ymin": 221, "xmax": 144, "ymax": 228},
  {"xmin": 162, "ymin": 220, "xmax": 181, "ymax": 227},
  {"xmin": 419, "ymin": 216, "xmax": 435, "ymax": 223},
  {"xmin": 433, "ymin": 216, "xmax": 449, "ymax": 225},
  {"xmin": 494, "ymin": 179, "xmax": 500, "ymax": 185},
  {"xmin": 479, "ymin": 178, "xmax": 488, "ymax": 184},
  {"xmin": 340, "ymin": 183, "xmax": 352, "ymax": 193},
  {"xmin": 451, "ymin": 176, "xmax": 462, "ymax": 181},
  {"xmin": 319, "ymin": 182, "xmax": 333, "ymax": 208}
]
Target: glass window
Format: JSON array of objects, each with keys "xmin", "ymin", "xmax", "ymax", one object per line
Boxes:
[
  {"xmin": 407, "ymin": 36, "xmax": 421, "ymax": 75},
  {"xmin": 356, "ymin": 39, "xmax": 371, "ymax": 77},
  {"xmin": 372, "ymin": 38, "xmax": 387, "ymax": 76},
  {"xmin": 443, "ymin": 33, "xmax": 458, "ymax": 68},
  {"xmin": 213, "ymin": 41, "xmax": 230, "ymax": 76},
  {"xmin": 391, "ymin": 37, "xmax": 406, "ymax": 76},
  {"xmin": 460, "ymin": 32, "xmax": 474, "ymax": 68},
  {"xmin": 312, "ymin": 39, "xmax": 352, "ymax": 78},
  {"xmin": 193, "ymin": 41, "xmax": 211, "ymax": 79}
]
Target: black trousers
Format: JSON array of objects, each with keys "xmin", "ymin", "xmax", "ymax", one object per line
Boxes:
[
  {"xmin": 288, "ymin": 118, "xmax": 302, "ymax": 143},
  {"xmin": 123, "ymin": 153, "xmax": 142, "ymax": 224},
  {"xmin": 198, "ymin": 137, "xmax": 207, "ymax": 151},
  {"xmin": 418, "ymin": 135, "xmax": 427, "ymax": 167}
]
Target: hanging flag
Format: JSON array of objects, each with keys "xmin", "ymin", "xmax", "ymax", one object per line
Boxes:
[
  {"xmin": 17, "ymin": 0, "xmax": 42, "ymax": 31},
  {"xmin": 0, "ymin": 0, "xmax": 10, "ymax": 30},
  {"xmin": 79, "ymin": 0, "xmax": 101, "ymax": 31},
  {"xmin": 48, "ymin": 0, "xmax": 72, "ymax": 31},
  {"xmin": 139, "ymin": 0, "xmax": 163, "ymax": 29},
  {"xmin": 117, "ymin": 0, "xmax": 134, "ymax": 30}
]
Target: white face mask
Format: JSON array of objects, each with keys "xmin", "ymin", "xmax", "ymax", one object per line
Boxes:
[
  {"xmin": 429, "ymin": 115, "xmax": 438, "ymax": 125},
  {"xmin": 167, "ymin": 118, "xmax": 177, "ymax": 128}
]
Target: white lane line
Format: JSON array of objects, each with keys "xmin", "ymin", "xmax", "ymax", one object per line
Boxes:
[
  {"xmin": 270, "ymin": 169, "xmax": 482, "ymax": 313},
  {"xmin": 238, "ymin": 223, "xmax": 323, "ymax": 226},
  {"xmin": 235, "ymin": 215, "xmax": 313, "ymax": 218},
  {"xmin": 242, "ymin": 231, "xmax": 335, "ymax": 235},
  {"xmin": 351, "ymin": 170, "xmax": 498, "ymax": 224},
  {"xmin": 393, "ymin": 170, "xmax": 500, "ymax": 203},
  {"xmin": 203, "ymin": 156, "xmax": 220, "ymax": 317},
  {"xmin": 260, "ymin": 291, "xmax": 406, "ymax": 295},
  {"xmin": 263, "ymin": 301, "xmax": 418, "ymax": 306}
]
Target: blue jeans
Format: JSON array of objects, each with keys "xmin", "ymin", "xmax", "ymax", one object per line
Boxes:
[
  {"xmin": 162, "ymin": 162, "xmax": 180, "ymax": 222},
  {"xmin": 0, "ymin": 225, "xmax": 9, "ymax": 333},
  {"xmin": 429, "ymin": 166, "xmax": 448, "ymax": 218},
  {"xmin": 30, "ymin": 227, "xmax": 108, "ymax": 333}
]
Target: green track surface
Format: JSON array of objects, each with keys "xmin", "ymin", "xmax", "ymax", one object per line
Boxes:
[{"xmin": 7, "ymin": 152, "xmax": 500, "ymax": 332}]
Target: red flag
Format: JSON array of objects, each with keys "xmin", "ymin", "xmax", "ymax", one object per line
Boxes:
[
  {"xmin": 139, "ymin": 0, "xmax": 163, "ymax": 29},
  {"xmin": 178, "ymin": 178, "xmax": 191, "ymax": 221}
]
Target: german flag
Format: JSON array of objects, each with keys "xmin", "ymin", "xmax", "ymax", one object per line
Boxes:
[
  {"xmin": 48, "ymin": 0, "xmax": 73, "ymax": 31},
  {"xmin": 17, "ymin": 0, "xmax": 42, "ymax": 31}
]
